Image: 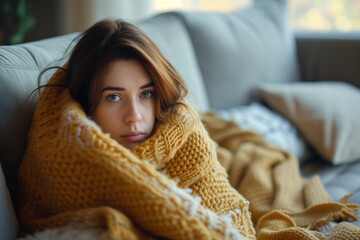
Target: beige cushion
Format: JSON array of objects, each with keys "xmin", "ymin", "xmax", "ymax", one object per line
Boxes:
[{"xmin": 258, "ymin": 81, "xmax": 360, "ymax": 165}]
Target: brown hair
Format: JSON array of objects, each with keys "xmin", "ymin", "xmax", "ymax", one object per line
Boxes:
[{"xmin": 66, "ymin": 19, "xmax": 189, "ymax": 120}]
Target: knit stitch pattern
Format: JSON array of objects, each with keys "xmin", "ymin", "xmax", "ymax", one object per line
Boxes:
[{"xmin": 17, "ymin": 67, "xmax": 256, "ymax": 240}]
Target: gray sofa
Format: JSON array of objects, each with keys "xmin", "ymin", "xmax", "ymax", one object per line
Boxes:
[{"xmin": 1, "ymin": 0, "xmax": 360, "ymax": 239}]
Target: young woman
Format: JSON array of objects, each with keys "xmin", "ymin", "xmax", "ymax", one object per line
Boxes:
[{"xmin": 17, "ymin": 20, "xmax": 256, "ymax": 240}]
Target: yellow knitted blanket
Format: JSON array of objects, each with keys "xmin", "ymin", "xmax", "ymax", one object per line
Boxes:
[
  {"xmin": 17, "ymin": 68, "xmax": 256, "ymax": 240},
  {"xmin": 201, "ymin": 112, "xmax": 360, "ymax": 240}
]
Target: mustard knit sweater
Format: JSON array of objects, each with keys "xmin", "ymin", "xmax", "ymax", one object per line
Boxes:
[{"xmin": 17, "ymin": 68, "xmax": 256, "ymax": 239}]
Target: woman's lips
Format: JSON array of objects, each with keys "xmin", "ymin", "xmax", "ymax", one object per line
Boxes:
[{"xmin": 121, "ymin": 132, "xmax": 146, "ymax": 142}]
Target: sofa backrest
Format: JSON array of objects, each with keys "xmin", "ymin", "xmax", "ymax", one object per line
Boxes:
[{"xmin": 176, "ymin": 0, "xmax": 300, "ymax": 110}]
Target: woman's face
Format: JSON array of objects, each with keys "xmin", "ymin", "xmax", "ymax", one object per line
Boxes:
[{"xmin": 92, "ymin": 59, "xmax": 156, "ymax": 149}]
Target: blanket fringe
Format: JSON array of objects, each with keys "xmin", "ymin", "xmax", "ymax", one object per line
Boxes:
[{"xmin": 313, "ymin": 193, "xmax": 359, "ymax": 231}]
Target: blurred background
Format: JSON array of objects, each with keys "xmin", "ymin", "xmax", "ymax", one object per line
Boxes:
[{"xmin": 1, "ymin": 0, "xmax": 360, "ymax": 45}]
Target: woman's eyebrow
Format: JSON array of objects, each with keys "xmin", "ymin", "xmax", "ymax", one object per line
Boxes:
[
  {"xmin": 140, "ymin": 82, "xmax": 154, "ymax": 89},
  {"xmin": 102, "ymin": 82, "xmax": 154, "ymax": 92},
  {"xmin": 102, "ymin": 87, "xmax": 125, "ymax": 92}
]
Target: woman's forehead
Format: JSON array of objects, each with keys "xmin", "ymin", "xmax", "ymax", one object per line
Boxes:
[{"xmin": 102, "ymin": 59, "xmax": 153, "ymax": 88}]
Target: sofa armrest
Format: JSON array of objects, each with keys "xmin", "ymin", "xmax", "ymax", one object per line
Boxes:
[{"xmin": 295, "ymin": 31, "xmax": 360, "ymax": 88}]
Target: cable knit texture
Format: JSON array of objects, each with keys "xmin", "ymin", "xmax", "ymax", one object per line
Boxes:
[
  {"xmin": 17, "ymin": 67, "xmax": 256, "ymax": 240},
  {"xmin": 201, "ymin": 111, "xmax": 360, "ymax": 240}
]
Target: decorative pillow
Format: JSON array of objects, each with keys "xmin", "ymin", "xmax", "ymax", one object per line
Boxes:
[
  {"xmin": 217, "ymin": 103, "xmax": 307, "ymax": 162},
  {"xmin": 258, "ymin": 81, "xmax": 360, "ymax": 165}
]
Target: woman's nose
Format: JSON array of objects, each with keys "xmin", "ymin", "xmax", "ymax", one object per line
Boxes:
[{"xmin": 124, "ymin": 100, "xmax": 142, "ymax": 124}]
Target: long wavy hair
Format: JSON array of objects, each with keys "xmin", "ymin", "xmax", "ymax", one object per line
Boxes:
[{"xmin": 37, "ymin": 19, "xmax": 189, "ymax": 121}]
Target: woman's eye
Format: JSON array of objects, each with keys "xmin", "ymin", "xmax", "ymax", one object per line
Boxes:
[
  {"xmin": 107, "ymin": 94, "xmax": 120, "ymax": 102},
  {"xmin": 141, "ymin": 91, "xmax": 152, "ymax": 99}
]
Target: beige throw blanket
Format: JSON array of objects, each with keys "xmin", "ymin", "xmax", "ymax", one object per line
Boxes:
[{"xmin": 201, "ymin": 111, "xmax": 360, "ymax": 239}]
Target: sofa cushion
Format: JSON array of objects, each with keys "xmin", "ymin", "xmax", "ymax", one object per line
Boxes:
[
  {"xmin": 137, "ymin": 12, "xmax": 209, "ymax": 112},
  {"xmin": 0, "ymin": 164, "xmax": 18, "ymax": 240},
  {"xmin": 258, "ymin": 81, "xmax": 360, "ymax": 165},
  {"xmin": 177, "ymin": 0, "xmax": 300, "ymax": 110}
]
